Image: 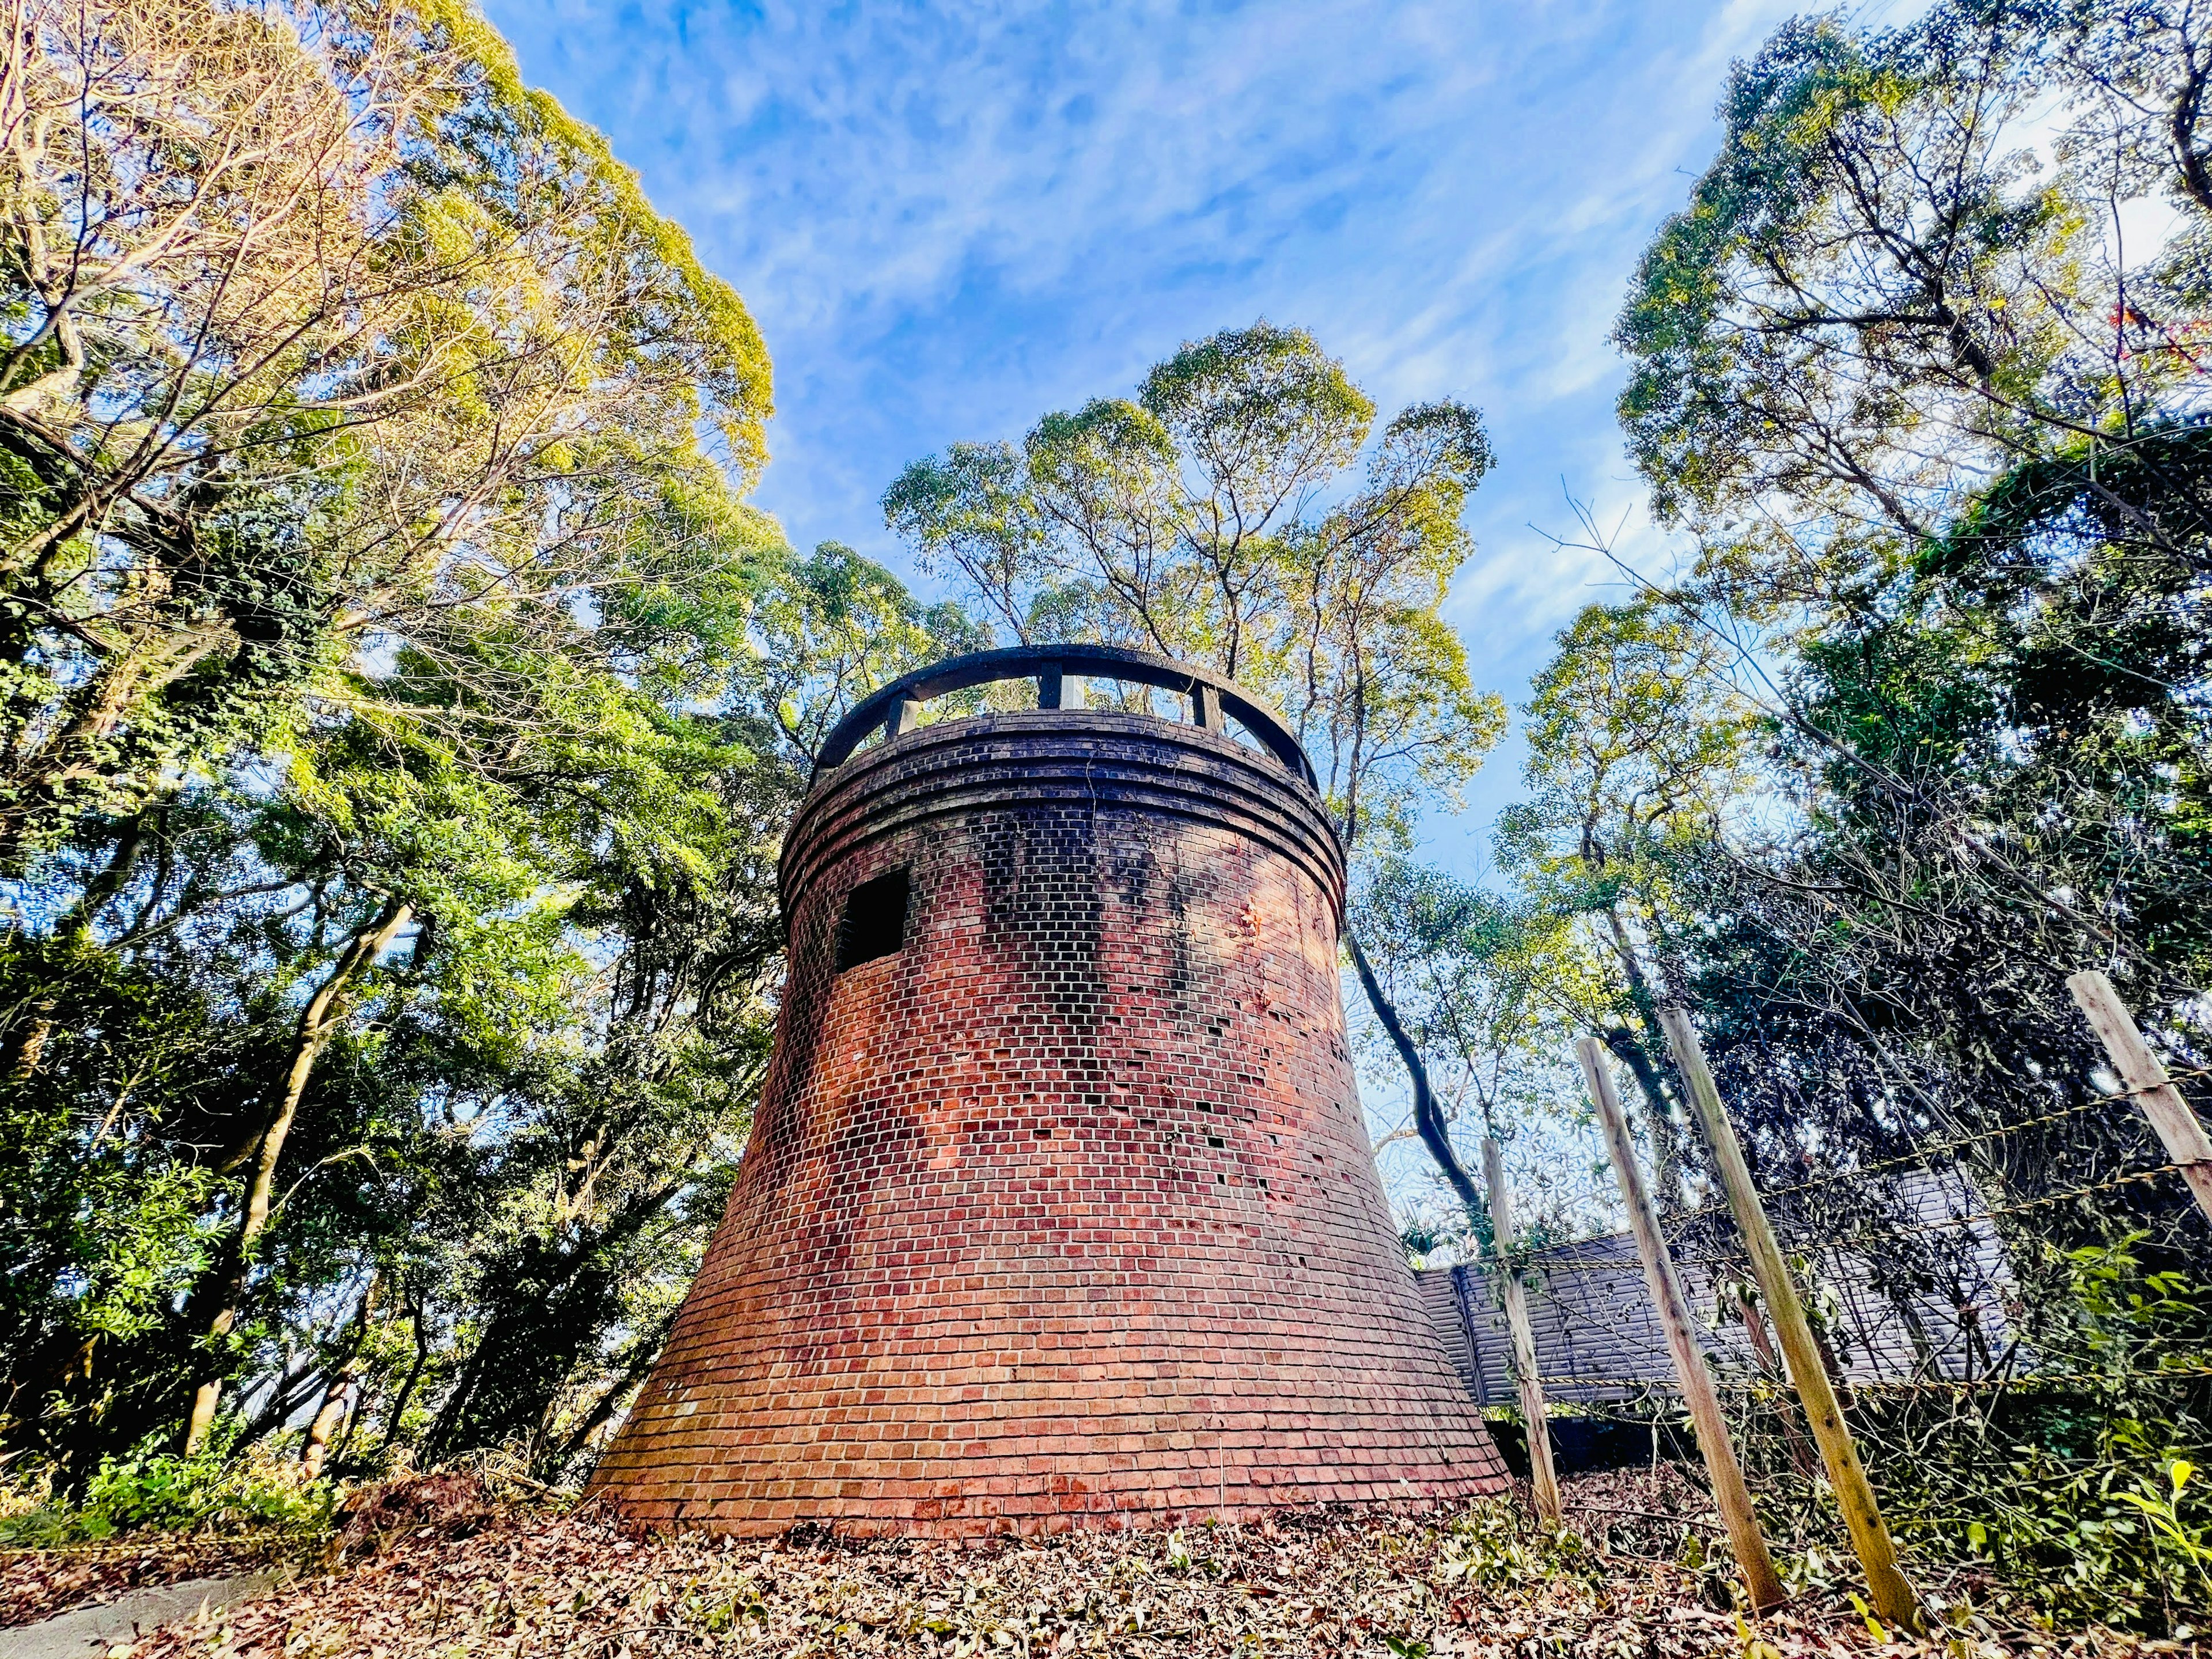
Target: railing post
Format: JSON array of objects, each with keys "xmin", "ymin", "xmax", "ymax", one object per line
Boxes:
[
  {"xmin": 883, "ymin": 695, "xmax": 921, "ymax": 743},
  {"xmin": 813, "ymin": 646, "xmax": 1313, "ymax": 781}
]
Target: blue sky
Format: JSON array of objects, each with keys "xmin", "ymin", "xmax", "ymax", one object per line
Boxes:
[
  {"xmin": 484, "ymin": 0, "xmax": 1870, "ymax": 873},
  {"xmin": 479, "ymin": 0, "xmax": 1909, "ymax": 1214}
]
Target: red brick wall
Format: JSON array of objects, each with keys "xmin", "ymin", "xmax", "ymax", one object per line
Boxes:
[{"xmin": 589, "ymin": 713, "xmax": 1507, "ymax": 1536}]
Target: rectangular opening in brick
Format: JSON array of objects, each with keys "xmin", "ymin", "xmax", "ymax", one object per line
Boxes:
[{"xmin": 837, "ymin": 869, "xmax": 910, "ymax": 970}]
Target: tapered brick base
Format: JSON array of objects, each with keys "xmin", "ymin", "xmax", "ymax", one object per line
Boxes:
[{"xmin": 589, "ymin": 707, "xmax": 1507, "ymax": 1536}]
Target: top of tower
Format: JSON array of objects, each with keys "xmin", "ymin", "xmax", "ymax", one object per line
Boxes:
[{"xmin": 812, "ymin": 643, "xmax": 1318, "ymax": 789}]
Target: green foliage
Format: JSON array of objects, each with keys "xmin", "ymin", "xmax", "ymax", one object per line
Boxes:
[
  {"xmin": 1979, "ymin": 1244, "xmax": 2212, "ymax": 1619},
  {"xmin": 1720, "ymin": 1241, "xmax": 2212, "ymax": 1631},
  {"xmin": 1431, "ymin": 1496, "xmax": 1600, "ymax": 1593},
  {"xmin": 1508, "ymin": 599, "xmax": 1759, "ymax": 899},
  {"xmin": 752, "ymin": 541, "xmax": 992, "ymax": 762},
  {"xmin": 0, "ymin": 0, "xmax": 977, "ymax": 1501},
  {"xmin": 0, "ymin": 0, "xmax": 775, "ymax": 869},
  {"xmin": 1, "ymin": 1441, "xmax": 336, "ymax": 1547},
  {"xmin": 883, "ymin": 320, "xmax": 1506, "ymax": 861},
  {"xmin": 1353, "ymin": 860, "xmax": 1622, "ymax": 1248},
  {"xmin": 1620, "ymin": 8, "xmax": 2082, "ymax": 551}
]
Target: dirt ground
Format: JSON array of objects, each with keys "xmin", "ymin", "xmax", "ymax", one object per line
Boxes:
[{"xmin": 0, "ymin": 1467, "xmax": 2181, "ymax": 1657}]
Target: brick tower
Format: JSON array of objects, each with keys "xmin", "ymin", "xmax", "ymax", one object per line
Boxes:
[{"xmin": 590, "ymin": 646, "xmax": 1508, "ymax": 1536}]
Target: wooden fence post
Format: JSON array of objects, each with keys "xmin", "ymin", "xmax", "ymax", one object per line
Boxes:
[
  {"xmin": 1656, "ymin": 1006, "xmax": 1923, "ymax": 1635},
  {"xmin": 1574, "ymin": 1037, "xmax": 1787, "ymax": 1612},
  {"xmin": 2067, "ymin": 969, "xmax": 2212, "ymax": 1225},
  {"xmin": 1482, "ymin": 1135, "xmax": 1561, "ymax": 1524}
]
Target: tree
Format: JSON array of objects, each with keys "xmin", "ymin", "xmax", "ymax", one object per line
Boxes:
[
  {"xmin": 883, "ymin": 321, "xmax": 1506, "ymax": 1216},
  {"xmin": 1351, "ymin": 861, "xmax": 1622, "ymax": 1255},
  {"xmin": 0, "ymin": 0, "xmax": 771, "ymax": 867},
  {"xmin": 0, "ymin": 512, "xmax": 979, "ymax": 1477},
  {"xmin": 1594, "ymin": 7, "xmax": 2212, "ymax": 1597},
  {"xmin": 1442, "ymin": 1, "xmax": 2212, "ymax": 1622},
  {"xmin": 1605, "ymin": 0, "xmax": 2212, "ymax": 1192},
  {"xmin": 1618, "ymin": 1, "xmax": 2211, "ymax": 617},
  {"xmin": 1666, "ymin": 425, "xmax": 2212, "ymax": 1247},
  {"xmin": 1491, "ymin": 597, "xmax": 1762, "ymax": 1206},
  {"xmin": 751, "ymin": 542, "xmax": 991, "ymax": 767},
  {"xmin": 1606, "ymin": 0, "xmax": 2212, "ymax": 1071},
  {"xmin": 0, "ymin": 0, "xmax": 783, "ymax": 1455}
]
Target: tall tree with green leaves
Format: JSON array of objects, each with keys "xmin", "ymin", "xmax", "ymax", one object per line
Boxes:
[
  {"xmin": 1351, "ymin": 861, "xmax": 1622, "ymax": 1253},
  {"xmin": 0, "ymin": 0, "xmax": 988, "ymax": 1483},
  {"xmin": 883, "ymin": 321, "xmax": 1507, "ymax": 1218},
  {"xmin": 0, "ymin": 0, "xmax": 772, "ymax": 869},
  {"xmin": 1611, "ymin": 0, "xmax": 2212, "ymax": 1113},
  {"xmin": 1617, "ymin": 1, "xmax": 2210, "ymax": 608},
  {"xmin": 0, "ymin": 517, "xmax": 976, "ymax": 1478},
  {"xmin": 1494, "ymin": 597, "xmax": 1762, "ymax": 1204}
]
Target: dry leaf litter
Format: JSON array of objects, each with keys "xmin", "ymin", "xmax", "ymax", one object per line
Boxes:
[{"xmin": 2, "ymin": 1467, "xmax": 2188, "ymax": 1658}]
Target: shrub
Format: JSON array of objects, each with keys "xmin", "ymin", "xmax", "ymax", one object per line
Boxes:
[{"xmin": 0, "ymin": 1441, "xmax": 336, "ymax": 1549}]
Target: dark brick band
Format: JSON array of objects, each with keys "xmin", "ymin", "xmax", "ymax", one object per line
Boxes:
[{"xmin": 782, "ymin": 712, "xmax": 1346, "ymax": 929}]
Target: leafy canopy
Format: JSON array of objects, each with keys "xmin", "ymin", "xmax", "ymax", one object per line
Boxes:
[{"xmin": 884, "ymin": 320, "xmax": 1505, "ymax": 858}]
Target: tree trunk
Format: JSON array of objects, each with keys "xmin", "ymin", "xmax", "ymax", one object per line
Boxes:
[
  {"xmin": 2169, "ymin": 56, "xmax": 2212, "ymax": 215},
  {"xmin": 1735, "ymin": 1285, "xmax": 1821, "ymax": 1480},
  {"xmin": 1346, "ymin": 930, "xmax": 1484, "ymax": 1228},
  {"xmin": 1600, "ymin": 1024, "xmax": 1686, "ymax": 1206},
  {"xmin": 554, "ymin": 1331, "xmax": 668, "ymax": 1472},
  {"xmin": 299, "ymin": 1378, "xmax": 356, "ymax": 1479},
  {"xmin": 60, "ymin": 816, "xmax": 146, "ymax": 944},
  {"xmin": 1599, "ymin": 904, "xmax": 1687, "ymax": 1207},
  {"xmin": 423, "ymin": 1172, "xmax": 689, "ymax": 1467},
  {"xmin": 8, "ymin": 998, "xmax": 55, "ymax": 1082},
  {"xmin": 0, "ymin": 622, "xmax": 231, "ymax": 870},
  {"xmin": 302, "ymin": 1275, "xmax": 381, "ymax": 1477},
  {"xmin": 234, "ymin": 1355, "xmax": 325, "ymax": 1455},
  {"xmin": 376, "ymin": 1295, "xmax": 434, "ymax": 1460},
  {"xmin": 183, "ymin": 896, "xmax": 412, "ymax": 1451}
]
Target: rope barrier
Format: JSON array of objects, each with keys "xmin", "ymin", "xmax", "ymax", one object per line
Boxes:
[
  {"xmin": 1708, "ymin": 1160, "xmax": 2192, "ymax": 1266},
  {"xmin": 1726, "ymin": 1077, "xmax": 2192, "ymax": 1210},
  {"xmin": 1487, "ymin": 1160, "xmax": 2194, "ymax": 1277},
  {"xmin": 1500, "ymin": 1063, "xmax": 2212, "ymax": 1257},
  {"xmin": 1528, "ymin": 1363, "xmax": 2212, "ymax": 1399}
]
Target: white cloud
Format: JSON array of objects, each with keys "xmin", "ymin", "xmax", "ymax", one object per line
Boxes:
[{"xmin": 486, "ymin": 0, "xmax": 1807, "ymax": 869}]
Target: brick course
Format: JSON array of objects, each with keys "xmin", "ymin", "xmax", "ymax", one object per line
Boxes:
[{"xmin": 589, "ymin": 708, "xmax": 1508, "ymax": 1536}]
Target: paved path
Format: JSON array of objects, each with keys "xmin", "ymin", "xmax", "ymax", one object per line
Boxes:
[{"xmin": 0, "ymin": 1570, "xmax": 283, "ymax": 1658}]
